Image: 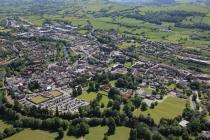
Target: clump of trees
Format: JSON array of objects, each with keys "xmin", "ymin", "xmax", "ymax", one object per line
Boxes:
[{"xmin": 68, "ymin": 121, "xmax": 90, "ymax": 137}]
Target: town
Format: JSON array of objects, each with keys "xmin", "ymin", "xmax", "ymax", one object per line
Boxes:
[{"xmin": 0, "ymin": 0, "xmax": 210, "ymax": 139}]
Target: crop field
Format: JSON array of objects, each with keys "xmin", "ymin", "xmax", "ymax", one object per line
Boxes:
[
  {"xmin": 133, "ymin": 96, "xmax": 187, "ymax": 123},
  {"xmin": 30, "ymin": 95, "xmax": 49, "ymax": 104}
]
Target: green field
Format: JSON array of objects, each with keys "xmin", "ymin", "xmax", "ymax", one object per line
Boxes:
[
  {"xmin": 5, "ymin": 129, "xmax": 57, "ymax": 140},
  {"xmin": 143, "ymin": 87, "xmax": 154, "ymax": 94},
  {"xmin": 50, "ymin": 90, "xmax": 63, "ymax": 97},
  {"xmin": 78, "ymin": 91, "xmax": 110, "ymax": 107},
  {"xmin": 30, "ymin": 95, "xmax": 49, "ymax": 104},
  {"xmin": 133, "ymin": 96, "xmax": 187, "ymax": 123},
  {"xmin": 64, "ymin": 126, "xmax": 130, "ymax": 140},
  {"xmin": 6, "ymin": 126, "xmax": 130, "ymax": 140}
]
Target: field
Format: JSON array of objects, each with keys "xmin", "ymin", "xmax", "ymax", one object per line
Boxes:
[
  {"xmin": 0, "ymin": 120, "xmax": 11, "ymax": 132},
  {"xmin": 78, "ymin": 91, "xmax": 110, "ymax": 107},
  {"xmin": 51, "ymin": 90, "xmax": 63, "ymax": 97},
  {"xmin": 30, "ymin": 95, "xmax": 49, "ymax": 104},
  {"xmin": 6, "ymin": 126, "xmax": 130, "ymax": 140},
  {"xmin": 5, "ymin": 129, "xmax": 58, "ymax": 140},
  {"xmin": 133, "ymin": 96, "xmax": 187, "ymax": 123},
  {"xmin": 143, "ymin": 87, "xmax": 154, "ymax": 94},
  {"xmin": 64, "ymin": 126, "xmax": 130, "ymax": 140}
]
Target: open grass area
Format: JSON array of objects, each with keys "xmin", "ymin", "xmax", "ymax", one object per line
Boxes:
[
  {"xmin": 64, "ymin": 126, "xmax": 130, "ymax": 140},
  {"xmin": 133, "ymin": 96, "xmax": 187, "ymax": 123},
  {"xmin": 118, "ymin": 41, "xmax": 140, "ymax": 49},
  {"xmin": 143, "ymin": 87, "xmax": 154, "ymax": 94},
  {"xmin": 30, "ymin": 95, "xmax": 49, "ymax": 104},
  {"xmin": 21, "ymin": 16, "xmax": 45, "ymax": 27},
  {"xmin": 109, "ymin": 126, "xmax": 130, "ymax": 140},
  {"xmin": 5, "ymin": 129, "xmax": 57, "ymax": 140},
  {"xmin": 77, "ymin": 91, "xmax": 110, "ymax": 107},
  {"xmin": 109, "ymin": 80, "xmax": 116, "ymax": 87},
  {"xmin": 0, "ymin": 120, "xmax": 11, "ymax": 132},
  {"xmin": 51, "ymin": 90, "xmax": 63, "ymax": 97},
  {"xmin": 168, "ymin": 83, "xmax": 177, "ymax": 90}
]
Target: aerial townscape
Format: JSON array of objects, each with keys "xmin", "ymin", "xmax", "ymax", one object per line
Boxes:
[{"xmin": 0, "ymin": 0, "xmax": 210, "ymax": 140}]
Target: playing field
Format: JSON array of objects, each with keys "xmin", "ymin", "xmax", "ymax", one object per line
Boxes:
[
  {"xmin": 133, "ymin": 96, "xmax": 187, "ymax": 123},
  {"xmin": 0, "ymin": 120, "xmax": 11, "ymax": 132},
  {"xmin": 30, "ymin": 95, "xmax": 49, "ymax": 104},
  {"xmin": 5, "ymin": 129, "xmax": 57, "ymax": 140},
  {"xmin": 51, "ymin": 90, "xmax": 63, "ymax": 97}
]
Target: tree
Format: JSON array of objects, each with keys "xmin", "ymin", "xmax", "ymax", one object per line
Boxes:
[
  {"xmin": 150, "ymin": 103, "xmax": 155, "ymax": 109},
  {"xmin": 77, "ymin": 86, "xmax": 82, "ymax": 95},
  {"xmin": 188, "ymin": 119, "xmax": 201, "ymax": 133},
  {"xmin": 141, "ymin": 102, "xmax": 148, "ymax": 111},
  {"xmin": 101, "ymin": 103, "xmax": 105, "ymax": 108},
  {"xmin": 103, "ymin": 135, "xmax": 109, "ymax": 140},
  {"xmin": 87, "ymin": 82, "xmax": 95, "ymax": 92},
  {"xmin": 107, "ymin": 118, "xmax": 116, "ymax": 135},
  {"xmin": 131, "ymin": 97, "xmax": 142, "ymax": 108},
  {"xmin": 192, "ymin": 94, "xmax": 197, "ymax": 102},
  {"xmin": 136, "ymin": 123, "xmax": 152, "ymax": 140},
  {"xmin": 129, "ymin": 128, "xmax": 137, "ymax": 140},
  {"xmin": 79, "ymin": 122, "xmax": 90, "ymax": 136},
  {"xmin": 73, "ymin": 87, "xmax": 78, "ymax": 97},
  {"xmin": 108, "ymin": 88, "xmax": 120, "ymax": 99},
  {"xmin": 182, "ymin": 129, "xmax": 190, "ymax": 140},
  {"xmin": 152, "ymin": 132, "xmax": 164, "ymax": 140},
  {"xmin": 58, "ymin": 128, "xmax": 64, "ymax": 139}
]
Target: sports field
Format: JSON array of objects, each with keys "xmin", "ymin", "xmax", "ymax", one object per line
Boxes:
[
  {"xmin": 51, "ymin": 90, "xmax": 63, "ymax": 97},
  {"xmin": 30, "ymin": 95, "xmax": 49, "ymax": 104}
]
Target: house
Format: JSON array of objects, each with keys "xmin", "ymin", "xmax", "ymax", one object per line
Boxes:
[
  {"xmin": 200, "ymin": 131, "xmax": 210, "ymax": 140},
  {"xmin": 179, "ymin": 120, "xmax": 189, "ymax": 127}
]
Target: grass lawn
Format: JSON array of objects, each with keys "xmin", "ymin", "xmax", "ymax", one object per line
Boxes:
[
  {"xmin": 109, "ymin": 126, "xmax": 130, "ymax": 140},
  {"xmin": 30, "ymin": 95, "xmax": 49, "ymax": 104},
  {"xmin": 5, "ymin": 129, "xmax": 57, "ymax": 140},
  {"xmin": 109, "ymin": 80, "xmax": 116, "ymax": 87},
  {"xmin": 168, "ymin": 83, "xmax": 176, "ymax": 90},
  {"xmin": 51, "ymin": 90, "xmax": 63, "ymax": 97},
  {"xmin": 77, "ymin": 91, "xmax": 110, "ymax": 107},
  {"xmin": 118, "ymin": 42, "xmax": 140, "ymax": 49},
  {"xmin": 133, "ymin": 96, "xmax": 187, "ymax": 123},
  {"xmin": 0, "ymin": 120, "xmax": 11, "ymax": 132},
  {"xmin": 143, "ymin": 87, "xmax": 154, "ymax": 94},
  {"xmin": 85, "ymin": 126, "xmax": 108, "ymax": 140},
  {"xmin": 124, "ymin": 62, "xmax": 133, "ymax": 68}
]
